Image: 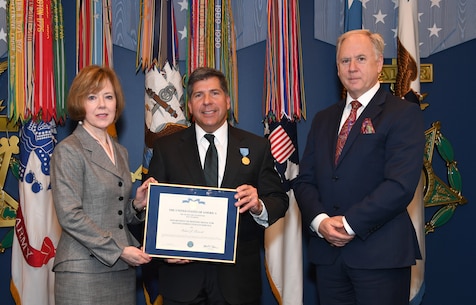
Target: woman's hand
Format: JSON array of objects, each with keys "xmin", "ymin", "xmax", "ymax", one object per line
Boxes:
[
  {"xmin": 133, "ymin": 177, "xmax": 157, "ymax": 210},
  {"xmin": 121, "ymin": 246, "xmax": 152, "ymax": 266}
]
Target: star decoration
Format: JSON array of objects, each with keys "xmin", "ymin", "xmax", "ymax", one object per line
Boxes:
[
  {"xmin": 418, "ymin": 12, "xmax": 423, "ymax": 23},
  {"xmin": 373, "ymin": 10, "xmax": 387, "ymax": 24},
  {"xmin": 391, "ymin": 28, "xmax": 397, "ymax": 38},
  {"xmin": 0, "ymin": 28, "xmax": 6, "ymax": 43},
  {"xmin": 361, "ymin": 0, "xmax": 370, "ymax": 9},
  {"xmin": 428, "ymin": 23, "xmax": 442, "ymax": 37},
  {"xmin": 179, "ymin": 25, "xmax": 187, "ymax": 40},
  {"xmin": 178, "ymin": 0, "xmax": 188, "ymax": 12},
  {"xmin": 391, "ymin": 0, "xmax": 398, "ymax": 10},
  {"xmin": 430, "ymin": 0, "xmax": 441, "ymax": 8}
]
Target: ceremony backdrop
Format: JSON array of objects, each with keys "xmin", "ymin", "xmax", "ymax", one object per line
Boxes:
[
  {"xmin": 109, "ymin": 0, "xmax": 476, "ymax": 59},
  {"xmin": 0, "ymin": 1, "xmax": 475, "ymax": 305}
]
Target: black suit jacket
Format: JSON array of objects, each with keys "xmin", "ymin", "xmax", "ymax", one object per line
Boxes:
[
  {"xmin": 147, "ymin": 124, "xmax": 288, "ymax": 304},
  {"xmin": 294, "ymin": 87, "xmax": 425, "ymax": 269}
]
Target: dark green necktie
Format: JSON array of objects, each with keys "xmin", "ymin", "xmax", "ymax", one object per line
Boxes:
[{"xmin": 204, "ymin": 134, "xmax": 218, "ymax": 187}]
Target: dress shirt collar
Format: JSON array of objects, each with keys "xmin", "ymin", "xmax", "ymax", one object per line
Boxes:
[
  {"xmin": 195, "ymin": 122, "xmax": 228, "ymax": 187},
  {"xmin": 346, "ymin": 82, "xmax": 380, "ymax": 109},
  {"xmin": 195, "ymin": 122, "xmax": 228, "ymax": 146}
]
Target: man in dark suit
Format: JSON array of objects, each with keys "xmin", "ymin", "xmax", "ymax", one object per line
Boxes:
[
  {"xmin": 293, "ymin": 29, "xmax": 425, "ymax": 305},
  {"xmin": 147, "ymin": 67, "xmax": 288, "ymax": 305}
]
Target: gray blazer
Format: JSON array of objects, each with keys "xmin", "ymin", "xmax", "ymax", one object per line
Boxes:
[{"xmin": 51, "ymin": 125, "xmax": 142, "ymax": 273}]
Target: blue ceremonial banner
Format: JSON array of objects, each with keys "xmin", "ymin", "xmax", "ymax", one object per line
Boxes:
[
  {"xmin": 345, "ymin": 0, "xmax": 362, "ymax": 32},
  {"xmin": 315, "ymin": 0, "xmax": 476, "ymax": 58},
  {"xmin": 143, "ymin": 183, "xmax": 239, "ymax": 263}
]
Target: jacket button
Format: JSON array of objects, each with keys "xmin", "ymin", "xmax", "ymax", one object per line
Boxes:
[
  {"xmin": 118, "ymin": 181, "xmax": 123, "ymax": 187},
  {"xmin": 333, "ymin": 205, "xmax": 340, "ymax": 211},
  {"xmin": 119, "ymin": 224, "xmax": 124, "ymax": 229},
  {"xmin": 332, "ymin": 176, "xmax": 339, "ymax": 181},
  {"xmin": 119, "ymin": 196, "xmax": 124, "ymax": 201},
  {"xmin": 118, "ymin": 210, "xmax": 123, "ymax": 215}
]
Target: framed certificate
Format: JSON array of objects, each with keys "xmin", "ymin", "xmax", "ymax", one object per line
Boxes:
[{"xmin": 143, "ymin": 183, "xmax": 239, "ymax": 263}]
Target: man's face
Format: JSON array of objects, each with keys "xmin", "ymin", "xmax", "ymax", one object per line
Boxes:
[
  {"xmin": 188, "ymin": 77, "xmax": 230, "ymax": 133},
  {"xmin": 337, "ymin": 33, "xmax": 383, "ymax": 99}
]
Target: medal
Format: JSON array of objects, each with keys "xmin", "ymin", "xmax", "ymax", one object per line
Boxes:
[{"xmin": 240, "ymin": 148, "xmax": 250, "ymax": 165}]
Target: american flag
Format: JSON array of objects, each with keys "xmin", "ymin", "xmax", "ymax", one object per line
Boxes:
[{"xmin": 269, "ymin": 125, "xmax": 296, "ymax": 165}]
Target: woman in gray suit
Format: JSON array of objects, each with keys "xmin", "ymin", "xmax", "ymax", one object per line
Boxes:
[{"xmin": 51, "ymin": 65, "xmax": 155, "ymax": 305}]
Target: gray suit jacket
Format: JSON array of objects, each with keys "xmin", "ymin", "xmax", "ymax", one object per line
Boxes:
[{"xmin": 51, "ymin": 125, "xmax": 142, "ymax": 273}]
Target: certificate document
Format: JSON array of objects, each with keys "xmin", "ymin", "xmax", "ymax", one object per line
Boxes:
[
  {"xmin": 143, "ymin": 183, "xmax": 239, "ymax": 263},
  {"xmin": 156, "ymin": 193, "xmax": 228, "ymax": 253}
]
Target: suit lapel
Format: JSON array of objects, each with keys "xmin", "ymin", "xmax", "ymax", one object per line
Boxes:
[
  {"xmin": 112, "ymin": 141, "xmax": 130, "ymax": 177},
  {"xmin": 331, "ymin": 101, "xmax": 346, "ymax": 165},
  {"xmin": 75, "ymin": 126, "xmax": 122, "ymax": 178},
  {"xmin": 178, "ymin": 125, "xmax": 208, "ymax": 184},
  {"xmin": 337, "ymin": 88, "xmax": 385, "ymax": 165},
  {"xmin": 221, "ymin": 126, "xmax": 243, "ymax": 188}
]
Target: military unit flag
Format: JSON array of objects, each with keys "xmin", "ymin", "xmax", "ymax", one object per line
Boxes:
[{"xmin": 11, "ymin": 121, "xmax": 61, "ymax": 305}]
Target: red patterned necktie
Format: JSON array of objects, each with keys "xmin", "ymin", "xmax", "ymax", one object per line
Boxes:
[{"xmin": 335, "ymin": 100, "xmax": 362, "ymax": 164}]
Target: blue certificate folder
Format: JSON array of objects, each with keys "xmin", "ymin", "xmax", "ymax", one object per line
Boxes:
[{"xmin": 143, "ymin": 183, "xmax": 239, "ymax": 263}]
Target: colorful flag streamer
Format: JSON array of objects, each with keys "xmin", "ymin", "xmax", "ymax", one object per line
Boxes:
[
  {"xmin": 263, "ymin": 0, "xmax": 305, "ymax": 122},
  {"xmin": 76, "ymin": 0, "xmax": 116, "ymax": 136},
  {"xmin": 7, "ymin": 0, "xmax": 67, "ymax": 124},
  {"xmin": 263, "ymin": 1, "xmax": 305, "ymax": 304},
  {"xmin": 137, "ymin": 0, "xmax": 186, "ymax": 173},
  {"xmin": 187, "ymin": 0, "xmax": 238, "ymax": 123},
  {"xmin": 76, "ymin": 0, "xmax": 113, "ymax": 71}
]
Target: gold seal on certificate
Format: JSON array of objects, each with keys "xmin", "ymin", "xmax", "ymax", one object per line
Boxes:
[{"xmin": 241, "ymin": 156, "xmax": 250, "ymax": 165}]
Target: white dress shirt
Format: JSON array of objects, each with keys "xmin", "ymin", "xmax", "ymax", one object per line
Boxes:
[{"xmin": 194, "ymin": 122, "xmax": 269, "ymax": 227}]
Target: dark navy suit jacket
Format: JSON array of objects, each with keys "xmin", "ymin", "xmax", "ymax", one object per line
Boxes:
[
  {"xmin": 294, "ymin": 87, "xmax": 425, "ymax": 269},
  {"xmin": 147, "ymin": 124, "xmax": 288, "ymax": 304}
]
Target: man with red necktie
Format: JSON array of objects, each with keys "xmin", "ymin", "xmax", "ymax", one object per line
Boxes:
[{"xmin": 294, "ymin": 29, "xmax": 425, "ymax": 305}]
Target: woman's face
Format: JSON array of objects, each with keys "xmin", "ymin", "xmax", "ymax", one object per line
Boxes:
[{"xmin": 82, "ymin": 79, "xmax": 116, "ymax": 133}]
